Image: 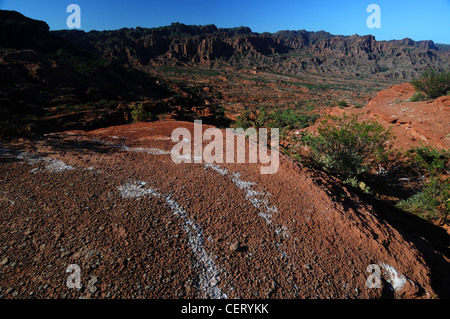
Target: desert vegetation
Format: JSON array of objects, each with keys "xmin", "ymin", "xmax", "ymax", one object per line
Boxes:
[
  {"xmin": 234, "ymin": 106, "xmax": 318, "ymax": 139},
  {"xmin": 298, "ymin": 114, "xmax": 393, "ymax": 180},
  {"xmin": 235, "ymin": 105, "xmax": 449, "ymax": 224},
  {"xmin": 410, "ymin": 69, "xmax": 450, "ymax": 99},
  {"xmin": 130, "ymin": 103, "xmax": 152, "ymax": 123},
  {"xmin": 397, "ymin": 146, "xmax": 450, "ymax": 223},
  {"xmin": 2, "ymin": 9, "xmax": 450, "ymax": 300}
]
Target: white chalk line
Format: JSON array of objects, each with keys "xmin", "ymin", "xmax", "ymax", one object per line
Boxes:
[
  {"xmin": 0, "ymin": 149, "xmax": 103, "ymax": 174},
  {"xmin": 93, "ymin": 138, "xmax": 172, "ymax": 155},
  {"xmin": 203, "ymin": 163, "xmax": 285, "ymax": 230},
  {"xmin": 379, "ymin": 263, "xmax": 413, "ymax": 293},
  {"xmin": 203, "ymin": 163, "xmax": 300, "ymax": 295},
  {"xmin": 118, "ymin": 181, "xmax": 228, "ymax": 299},
  {"xmin": 17, "ymin": 152, "xmax": 74, "ymax": 173}
]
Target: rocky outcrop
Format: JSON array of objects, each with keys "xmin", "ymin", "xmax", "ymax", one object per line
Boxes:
[
  {"xmin": 326, "ymin": 83, "xmax": 450, "ymax": 150},
  {"xmin": 0, "ymin": 120, "xmax": 442, "ymax": 298},
  {"xmin": 1, "ymin": 10, "xmax": 448, "ymax": 80},
  {"xmin": 40, "ymin": 18, "xmax": 449, "ymax": 80},
  {"xmin": 49, "ymin": 23, "xmax": 449, "ymax": 80},
  {"xmin": 0, "ymin": 10, "xmax": 57, "ymax": 52}
]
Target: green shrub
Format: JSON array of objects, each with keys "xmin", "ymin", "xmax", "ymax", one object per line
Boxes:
[
  {"xmin": 343, "ymin": 177, "xmax": 371, "ymax": 193},
  {"xmin": 396, "ymin": 192, "xmax": 438, "ymax": 220},
  {"xmin": 408, "ymin": 91, "xmax": 427, "ymax": 102},
  {"xmin": 406, "ymin": 145, "xmax": 449, "ymax": 176},
  {"xmin": 130, "ymin": 103, "xmax": 151, "ymax": 123},
  {"xmin": 397, "ymin": 146, "xmax": 450, "ymax": 222},
  {"xmin": 337, "ymin": 100, "xmax": 349, "ymax": 107},
  {"xmin": 396, "ymin": 177, "xmax": 449, "ymax": 221},
  {"xmin": 234, "ymin": 106, "xmax": 318, "ymax": 137},
  {"xmin": 268, "ymin": 109, "xmax": 318, "ymax": 134},
  {"xmin": 301, "ymin": 114, "xmax": 393, "ymax": 179},
  {"xmin": 234, "ymin": 106, "xmax": 271, "ymax": 131},
  {"xmin": 410, "ymin": 69, "xmax": 450, "ymax": 99}
]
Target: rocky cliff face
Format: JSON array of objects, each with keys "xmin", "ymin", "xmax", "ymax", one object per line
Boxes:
[
  {"xmin": 0, "ymin": 10, "xmax": 61, "ymax": 52},
  {"xmin": 1, "ymin": 10, "xmax": 449, "ymax": 135},
  {"xmin": 326, "ymin": 83, "xmax": 450, "ymax": 150},
  {"xmin": 0, "ymin": 10, "xmax": 174, "ymax": 135},
  {"xmin": 50, "ymin": 22, "xmax": 449, "ymax": 79},
  {"xmin": 1, "ymin": 10, "xmax": 448, "ymax": 81}
]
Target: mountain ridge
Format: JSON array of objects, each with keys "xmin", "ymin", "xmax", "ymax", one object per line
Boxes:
[
  {"xmin": 1, "ymin": 10, "xmax": 449, "ymax": 135},
  {"xmin": 1, "ymin": 10, "xmax": 448, "ymax": 81},
  {"xmin": 51, "ymin": 21, "xmax": 450, "ymax": 79}
]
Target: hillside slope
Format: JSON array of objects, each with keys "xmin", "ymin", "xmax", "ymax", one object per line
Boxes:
[
  {"xmin": 325, "ymin": 83, "xmax": 450, "ymax": 150},
  {"xmin": 1, "ymin": 120, "xmax": 446, "ymax": 299}
]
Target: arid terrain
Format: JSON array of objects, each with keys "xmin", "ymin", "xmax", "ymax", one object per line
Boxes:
[
  {"xmin": 1, "ymin": 10, "xmax": 449, "ymax": 136},
  {"xmin": 0, "ymin": 120, "xmax": 448, "ymax": 299},
  {"xmin": 0, "ymin": 10, "xmax": 449, "ymax": 300},
  {"xmin": 325, "ymin": 83, "xmax": 450, "ymax": 150}
]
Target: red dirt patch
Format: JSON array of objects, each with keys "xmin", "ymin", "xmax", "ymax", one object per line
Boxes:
[
  {"xmin": 0, "ymin": 120, "xmax": 443, "ymax": 299},
  {"xmin": 326, "ymin": 83, "xmax": 450, "ymax": 150}
]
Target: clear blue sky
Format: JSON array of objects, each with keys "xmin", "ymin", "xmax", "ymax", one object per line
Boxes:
[{"xmin": 1, "ymin": 0, "xmax": 449, "ymax": 44}]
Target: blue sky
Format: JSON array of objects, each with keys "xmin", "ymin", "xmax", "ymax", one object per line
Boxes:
[{"xmin": 1, "ymin": 0, "xmax": 449, "ymax": 43}]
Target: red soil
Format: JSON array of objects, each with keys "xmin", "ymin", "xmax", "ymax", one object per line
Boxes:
[
  {"xmin": 0, "ymin": 120, "xmax": 443, "ymax": 299},
  {"xmin": 327, "ymin": 83, "xmax": 450, "ymax": 151}
]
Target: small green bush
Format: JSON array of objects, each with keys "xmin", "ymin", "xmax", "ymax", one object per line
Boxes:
[
  {"xmin": 396, "ymin": 192, "xmax": 438, "ymax": 220},
  {"xmin": 343, "ymin": 177, "xmax": 371, "ymax": 193},
  {"xmin": 301, "ymin": 114, "xmax": 393, "ymax": 179},
  {"xmin": 268, "ymin": 109, "xmax": 318, "ymax": 133},
  {"xmin": 408, "ymin": 91, "xmax": 427, "ymax": 102},
  {"xmin": 406, "ymin": 145, "xmax": 450, "ymax": 176},
  {"xmin": 397, "ymin": 146, "xmax": 450, "ymax": 222},
  {"xmin": 410, "ymin": 69, "xmax": 450, "ymax": 99},
  {"xmin": 396, "ymin": 177, "xmax": 449, "ymax": 221},
  {"xmin": 234, "ymin": 106, "xmax": 318, "ymax": 137},
  {"xmin": 234, "ymin": 106, "xmax": 270, "ymax": 131},
  {"xmin": 337, "ymin": 100, "xmax": 349, "ymax": 107},
  {"xmin": 130, "ymin": 103, "xmax": 151, "ymax": 123}
]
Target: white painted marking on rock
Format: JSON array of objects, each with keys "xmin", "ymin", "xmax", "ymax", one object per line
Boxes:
[
  {"xmin": 93, "ymin": 138, "xmax": 171, "ymax": 155},
  {"xmin": 117, "ymin": 181, "xmax": 227, "ymax": 299},
  {"xmin": 117, "ymin": 181, "xmax": 160, "ymax": 198},
  {"xmin": 203, "ymin": 163, "xmax": 294, "ymax": 276},
  {"xmin": 204, "ymin": 163, "xmax": 228, "ymax": 176},
  {"xmin": 204, "ymin": 164, "xmax": 277, "ymax": 225},
  {"xmin": 17, "ymin": 152, "xmax": 74, "ymax": 173},
  {"xmin": 153, "ymin": 137, "xmax": 171, "ymax": 141},
  {"xmin": 379, "ymin": 263, "xmax": 410, "ymax": 292},
  {"xmin": 124, "ymin": 146, "xmax": 171, "ymax": 155}
]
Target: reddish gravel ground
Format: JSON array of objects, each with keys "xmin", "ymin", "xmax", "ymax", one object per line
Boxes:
[{"xmin": 0, "ymin": 120, "xmax": 448, "ymax": 299}]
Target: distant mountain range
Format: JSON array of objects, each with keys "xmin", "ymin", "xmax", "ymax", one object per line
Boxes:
[
  {"xmin": 1, "ymin": 9, "xmax": 449, "ymax": 135},
  {"xmin": 2, "ymin": 10, "xmax": 449, "ymax": 79},
  {"xmin": 53, "ymin": 21, "xmax": 450, "ymax": 79}
]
